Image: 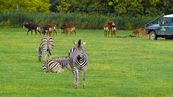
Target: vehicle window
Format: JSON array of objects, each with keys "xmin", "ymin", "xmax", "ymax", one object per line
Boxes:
[{"xmin": 159, "ymin": 18, "xmax": 168, "ymax": 25}]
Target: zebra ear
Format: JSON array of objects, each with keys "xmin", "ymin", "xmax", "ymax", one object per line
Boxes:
[
  {"xmin": 73, "ymin": 41, "xmax": 77, "ymax": 45},
  {"xmin": 82, "ymin": 42, "xmax": 86, "ymax": 46}
]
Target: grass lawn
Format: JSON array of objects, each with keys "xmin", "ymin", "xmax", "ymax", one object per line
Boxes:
[{"xmin": 0, "ymin": 27, "xmax": 173, "ymax": 97}]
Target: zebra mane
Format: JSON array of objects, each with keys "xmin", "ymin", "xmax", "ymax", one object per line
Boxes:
[{"xmin": 78, "ymin": 39, "xmax": 81, "ymax": 47}]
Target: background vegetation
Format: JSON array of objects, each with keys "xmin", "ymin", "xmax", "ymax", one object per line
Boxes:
[
  {"xmin": 0, "ymin": 0, "xmax": 173, "ymax": 29},
  {"xmin": 0, "ymin": 28, "xmax": 173, "ymax": 97},
  {"xmin": 0, "ymin": 11, "xmax": 155, "ymax": 29}
]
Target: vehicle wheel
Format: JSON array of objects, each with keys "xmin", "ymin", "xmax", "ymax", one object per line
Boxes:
[{"xmin": 149, "ymin": 31, "xmax": 157, "ymax": 40}]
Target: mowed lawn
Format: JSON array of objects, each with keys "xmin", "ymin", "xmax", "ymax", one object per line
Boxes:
[{"xmin": 0, "ymin": 27, "xmax": 173, "ymax": 97}]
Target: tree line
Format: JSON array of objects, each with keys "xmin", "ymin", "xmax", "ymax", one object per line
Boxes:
[{"xmin": 1, "ymin": 0, "xmax": 173, "ymax": 16}]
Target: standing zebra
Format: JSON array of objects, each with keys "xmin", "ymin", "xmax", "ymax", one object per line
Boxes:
[
  {"xmin": 38, "ymin": 35, "xmax": 54, "ymax": 63},
  {"xmin": 43, "ymin": 56, "xmax": 71, "ymax": 73},
  {"xmin": 69, "ymin": 39, "xmax": 88, "ymax": 88}
]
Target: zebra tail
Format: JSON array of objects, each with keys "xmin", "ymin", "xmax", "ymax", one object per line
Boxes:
[{"xmin": 48, "ymin": 49, "xmax": 52, "ymax": 55}]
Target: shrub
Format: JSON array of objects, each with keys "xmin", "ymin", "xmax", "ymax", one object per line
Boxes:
[{"xmin": 0, "ymin": 10, "xmax": 156, "ymax": 30}]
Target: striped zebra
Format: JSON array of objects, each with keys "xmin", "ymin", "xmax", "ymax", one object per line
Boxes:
[
  {"xmin": 43, "ymin": 56, "xmax": 71, "ymax": 73},
  {"xmin": 69, "ymin": 39, "xmax": 88, "ymax": 88},
  {"xmin": 38, "ymin": 35, "xmax": 54, "ymax": 63}
]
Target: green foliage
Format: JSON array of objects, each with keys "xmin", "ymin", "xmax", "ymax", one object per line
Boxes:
[
  {"xmin": 48, "ymin": 0, "xmax": 173, "ymax": 16},
  {"xmin": 1, "ymin": 0, "xmax": 173, "ymax": 16},
  {"xmin": 0, "ymin": 11, "xmax": 156, "ymax": 29},
  {"xmin": 1, "ymin": 28, "xmax": 173, "ymax": 96},
  {"xmin": 0, "ymin": 0, "xmax": 50, "ymax": 12}
]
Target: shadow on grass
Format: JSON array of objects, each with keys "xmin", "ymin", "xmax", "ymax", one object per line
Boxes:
[{"xmin": 116, "ymin": 35, "xmax": 133, "ymax": 38}]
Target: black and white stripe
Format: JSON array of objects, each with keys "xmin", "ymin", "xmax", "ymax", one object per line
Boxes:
[
  {"xmin": 69, "ymin": 40, "xmax": 88, "ymax": 88},
  {"xmin": 38, "ymin": 35, "xmax": 54, "ymax": 63},
  {"xmin": 43, "ymin": 56, "xmax": 71, "ymax": 73}
]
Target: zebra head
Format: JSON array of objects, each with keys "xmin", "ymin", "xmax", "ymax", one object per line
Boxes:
[
  {"xmin": 68, "ymin": 40, "xmax": 87, "ymax": 60},
  {"xmin": 73, "ymin": 39, "xmax": 86, "ymax": 48},
  {"xmin": 70, "ymin": 39, "xmax": 87, "ymax": 66}
]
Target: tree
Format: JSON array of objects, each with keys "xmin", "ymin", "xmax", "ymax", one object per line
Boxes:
[{"xmin": 0, "ymin": 0, "xmax": 50, "ymax": 12}]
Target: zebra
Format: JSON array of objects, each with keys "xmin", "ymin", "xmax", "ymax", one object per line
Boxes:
[
  {"xmin": 68, "ymin": 39, "xmax": 88, "ymax": 88},
  {"xmin": 38, "ymin": 35, "xmax": 54, "ymax": 63},
  {"xmin": 43, "ymin": 56, "xmax": 71, "ymax": 73}
]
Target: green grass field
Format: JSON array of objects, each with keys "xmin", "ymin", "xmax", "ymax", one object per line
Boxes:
[{"xmin": 0, "ymin": 28, "xmax": 173, "ymax": 97}]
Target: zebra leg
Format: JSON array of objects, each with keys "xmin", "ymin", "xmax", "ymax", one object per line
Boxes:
[
  {"xmin": 76, "ymin": 69, "xmax": 79, "ymax": 88},
  {"xmin": 72, "ymin": 67, "xmax": 79, "ymax": 88},
  {"xmin": 82, "ymin": 70, "xmax": 86, "ymax": 89},
  {"xmin": 42, "ymin": 63, "xmax": 49, "ymax": 72},
  {"xmin": 38, "ymin": 48, "xmax": 42, "ymax": 62},
  {"xmin": 72, "ymin": 69, "xmax": 76, "ymax": 88},
  {"xmin": 47, "ymin": 49, "xmax": 52, "ymax": 60},
  {"xmin": 42, "ymin": 49, "xmax": 47, "ymax": 64}
]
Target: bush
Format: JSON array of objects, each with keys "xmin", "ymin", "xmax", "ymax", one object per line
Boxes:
[{"xmin": 0, "ymin": 10, "xmax": 156, "ymax": 29}]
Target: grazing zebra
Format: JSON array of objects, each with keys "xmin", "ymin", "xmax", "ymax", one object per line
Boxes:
[
  {"xmin": 69, "ymin": 39, "xmax": 88, "ymax": 88},
  {"xmin": 43, "ymin": 56, "xmax": 71, "ymax": 73},
  {"xmin": 38, "ymin": 35, "xmax": 54, "ymax": 63}
]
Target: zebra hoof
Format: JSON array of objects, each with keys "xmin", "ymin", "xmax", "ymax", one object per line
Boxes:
[
  {"xmin": 73, "ymin": 84, "xmax": 78, "ymax": 89},
  {"xmin": 73, "ymin": 85, "xmax": 78, "ymax": 89}
]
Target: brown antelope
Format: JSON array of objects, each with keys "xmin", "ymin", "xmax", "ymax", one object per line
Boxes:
[
  {"xmin": 61, "ymin": 23, "xmax": 76, "ymax": 35},
  {"xmin": 131, "ymin": 28, "xmax": 146, "ymax": 37},
  {"xmin": 23, "ymin": 23, "xmax": 41, "ymax": 35},
  {"xmin": 43, "ymin": 24, "xmax": 57, "ymax": 36},
  {"xmin": 111, "ymin": 23, "xmax": 117, "ymax": 37},
  {"xmin": 104, "ymin": 21, "xmax": 117, "ymax": 37}
]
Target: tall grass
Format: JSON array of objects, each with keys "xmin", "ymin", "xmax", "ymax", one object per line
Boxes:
[{"xmin": 0, "ymin": 10, "xmax": 156, "ymax": 29}]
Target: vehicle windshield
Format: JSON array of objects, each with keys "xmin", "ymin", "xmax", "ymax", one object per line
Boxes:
[{"xmin": 158, "ymin": 17, "xmax": 169, "ymax": 25}]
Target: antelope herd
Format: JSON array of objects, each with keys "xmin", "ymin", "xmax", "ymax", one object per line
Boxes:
[
  {"xmin": 104, "ymin": 21, "xmax": 117, "ymax": 37},
  {"xmin": 23, "ymin": 21, "xmax": 146, "ymax": 37},
  {"xmin": 23, "ymin": 23, "xmax": 77, "ymax": 36}
]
